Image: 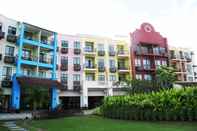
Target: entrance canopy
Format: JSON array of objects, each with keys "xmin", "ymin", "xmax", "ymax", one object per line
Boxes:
[{"xmin": 16, "ymin": 76, "xmax": 64, "ymax": 90}]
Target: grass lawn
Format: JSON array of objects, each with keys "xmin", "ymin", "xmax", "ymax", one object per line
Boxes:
[
  {"xmin": 17, "ymin": 116, "xmax": 197, "ymax": 131},
  {"xmin": 0, "ymin": 124, "xmax": 9, "ymax": 131}
]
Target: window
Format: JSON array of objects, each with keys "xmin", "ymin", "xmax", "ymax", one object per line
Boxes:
[
  {"xmin": 98, "ymin": 44, "xmax": 104, "ymax": 51},
  {"xmin": 143, "ymin": 58, "xmax": 150, "ymax": 69},
  {"xmin": 155, "ymin": 60, "xmax": 161, "ymax": 68},
  {"xmin": 73, "ymin": 57, "xmax": 80, "ymax": 64},
  {"xmin": 136, "ymin": 74, "xmax": 142, "ymax": 80},
  {"xmin": 98, "ymin": 59, "xmax": 104, "ymax": 67},
  {"xmin": 109, "ymin": 59, "xmax": 115, "ymax": 68},
  {"xmin": 5, "ymin": 46, "xmax": 14, "ymax": 56},
  {"xmin": 161, "ymin": 60, "xmax": 167, "ymax": 66},
  {"xmin": 109, "ymin": 45, "xmax": 115, "ymax": 52},
  {"xmin": 61, "ymin": 56, "xmax": 68, "ymax": 64},
  {"xmin": 144, "ymin": 74, "xmax": 152, "ymax": 80},
  {"xmin": 186, "ymin": 64, "xmax": 193, "ymax": 75},
  {"xmin": 2, "ymin": 66, "xmax": 12, "ymax": 77},
  {"xmin": 85, "ymin": 42, "xmax": 94, "ymax": 52},
  {"xmin": 153, "ymin": 47, "xmax": 160, "ymax": 55},
  {"xmin": 109, "ymin": 75, "xmax": 116, "ymax": 81},
  {"xmin": 39, "ymin": 71, "xmax": 46, "ymax": 78},
  {"xmin": 73, "ymin": 74, "xmax": 80, "ymax": 81},
  {"xmin": 61, "ymin": 40, "xmax": 68, "ymax": 48},
  {"xmin": 8, "ymin": 26, "xmax": 16, "ymax": 35},
  {"xmin": 0, "ymin": 23, "xmax": 2, "ymax": 31},
  {"xmin": 135, "ymin": 58, "xmax": 141, "ymax": 67},
  {"xmin": 74, "ymin": 41, "xmax": 80, "ymax": 49},
  {"xmin": 98, "ymin": 75, "xmax": 105, "ymax": 81},
  {"xmin": 85, "ymin": 58, "xmax": 94, "ymax": 68},
  {"xmin": 61, "ymin": 73, "xmax": 68, "ymax": 82},
  {"xmin": 86, "ymin": 73, "xmax": 95, "ymax": 81},
  {"xmin": 188, "ymin": 77, "xmax": 193, "ymax": 82},
  {"xmin": 160, "ymin": 47, "xmax": 166, "ymax": 54},
  {"xmin": 22, "ymin": 49, "xmax": 31, "ymax": 59}
]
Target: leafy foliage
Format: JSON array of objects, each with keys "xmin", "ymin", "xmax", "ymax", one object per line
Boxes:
[
  {"xmin": 101, "ymin": 87, "xmax": 197, "ymax": 121},
  {"xmin": 156, "ymin": 66, "xmax": 176, "ymax": 88}
]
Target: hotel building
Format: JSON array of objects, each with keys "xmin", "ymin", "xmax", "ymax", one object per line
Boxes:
[{"xmin": 0, "ymin": 14, "xmax": 196, "ymax": 111}]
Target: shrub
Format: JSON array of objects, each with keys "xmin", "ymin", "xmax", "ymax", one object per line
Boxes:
[{"xmin": 101, "ymin": 87, "xmax": 197, "ymax": 121}]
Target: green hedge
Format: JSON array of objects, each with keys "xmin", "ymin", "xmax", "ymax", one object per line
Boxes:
[{"xmin": 101, "ymin": 87, "xmax": 197, "ymax": 121}]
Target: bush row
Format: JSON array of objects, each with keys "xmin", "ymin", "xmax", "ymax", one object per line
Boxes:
[{"xmin": 101, "ymin": 87, "xmax": 197, "ymax": 121}]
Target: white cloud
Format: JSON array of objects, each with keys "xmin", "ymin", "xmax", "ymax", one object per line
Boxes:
[{"xmin": 0, "ymin": 0, "xmax": 197, "ymax": 62}]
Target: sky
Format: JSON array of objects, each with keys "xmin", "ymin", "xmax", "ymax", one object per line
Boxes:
[{"xmin": 0, "ymin": 0, "xmax": 197, "ymax": 62}]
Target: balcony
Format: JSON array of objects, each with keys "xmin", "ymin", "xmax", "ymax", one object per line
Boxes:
[
  {"xmin": 135, "ymin": 66, "xmax": 143, "ymax": 71},
  {"xmin": 109, "ymin": 51, "xmax": 116, "ymax": 56},
  {"xmin": 60, "ymin": 64, "xmax": 68, "ymax": 71},
  {"xmin": 73, "ymin": 81, "xmax": 81, "ymax": 91},
  {"xmin": 39, "ymin": 58, "xmax": 52, "ymax": 64},
  {"xmin": 98, "ymin": 50, "xmax": 105, "ymax": 56},
  {"xmin": 185, "ymin": 56, "xmax": 192, "ymax": 62},
  {"xmin": 4, "ymin": 56, "xmax": 15, "ymax": 64},
  {"xmin": 109, "ymin": 67, "xmax": 116, "ymax": 73},
  {"xmin": 74, "ymin": 48, "xmax": 81, "ymax": 55},
  {"xmin": 84, "ymin": 65, "xmax": 96, "ymax": 72},
  {"xmin": 1, "ymin": 76, "xmax": 12, "ymax": 88},
  {"xmin": 73, "ymin": 64, "xmax": 81, "ymax": 71},
  {"xmin": 0, "ymin": 31, "xmax": 5, "ymax": 39},
  {"xmin": 170, "ymin": 55, "xmax": 176, "ymax": 59},
  {"xmin": 84, "ymin": 48, "xmax": 96, "ymax": 56},
  {"xmin": 117, "ymin": 50, "xmax": 129, "ymax": 57},
  {"xmin": 61, "ymin": 80, "xmax": 68, "ymax": 90},
  {"xmin": 98, "ymin": 66, "xmax": 105, "ymax": 72},
  {"xmin": 22, "ymin": 55, "xmax": 37, "ymax": 62},
  {"xmin": 61, "ymin": 48, "xmax": 68, "ymax": 54},
  {"xmin": 118, "ymin": 66, "xmax": 129, "ymax": 72},
  {"xmin": 7, "ymin": 34, "xmax": 17, "ymax": 43}
]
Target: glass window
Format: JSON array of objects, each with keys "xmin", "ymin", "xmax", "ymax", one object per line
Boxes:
[
  {"xmin": 135, "ymin": 58, "xmax": 141, "ymax": 67},
  {"xmin": 161, "ymin": 60, "xmax": 167, "ymax": 66},
  {"xmin": 61, "ymin": 73, "xmax": 68, "ymax": 82},
  {"xmin": 73, "ymin": 74, "xmax": 80, "ymax": 81},
  {"xmin": 188, "ymin": 77, "xmax": 193, "ymax": 82},
  {"xmin": 0, "ymin": 23, "xmax": 2, "ymax": 31},
  {"xmin": 98, "ymin": 75, "xmax": 105, "ymax": 81},
  {"xmin": 22, "ymin": 49, "xmax": 31, "ymax": 59},
  {"xmin": 109, "ymin": 59, "xmax": 115, "ymax": 68},
  {"xmin": 2, "ymin": 66, "xmax": 12, "ymax": 77},
  {"xmin": 39, "ymin": 71, "xmax": 46, "ymax": 78},
  {"xmin": 98, "ymin": 59, "xmax": 104, "ymax": 67},
  {"xmin": 109, "ymin": 45, "xmax": 114, "ymax": 52},
  {"xmin": 86, "ymin": 73, "xmax": 94, "ymax": 81},
  {"xmin": 98, "ymin": 44, "xmax": 104, "ymax": 51},
  {"xmin": 85, "ymin": 58, "xmax": 94, "ymax": 68},
  {"xmin": 159, "ymin": 47, "xmax": 166, "ymax": 54},
  {"xmin": 61, "ymin": 56, "xmax": 68, "ymax": 64},
  {"xmin": 74, "ymin": 41, "xmax": 80, "ymax": 49},
  {"xmin": 136, "ymin": 74, "xmax": 142, "ymax": 80},
  {"xmin": 155, "ymin": 60, "xmax": 161, "ymax": 68},
  {"xmin": 153, "ymin": 47, "xmax": 160, "ymax": 55},
  {"xmin": 143, "ymin": 58, "xmax": 150, "ymax": 69},
  {"xmin": 5, "ymin": 46, "xmax": 14, "ymax": 56},
  {"xmin": 109, "ymin": 75, "xmax": 116, "ymax": 81},
  {"xmin": 8, "ymin": 26, "xmax": 16, "ymax": 35},
  {"xmin": 144, "ymin": 74, "xmax": 152, "ymax": 80},
  {"xmin": 61, "ymin": 40, "xmax": 68, "ymax": 48},
  {"xmin": 186, "ymin": 64, "xmax": 193, "ymax": 75},
  {"xmin": 73, "ymin": 57, "xmax": 80, "ymax": 64},
  {"xmin": 85, "ymin": 42, "xmax": 94, "ymax": 52}
]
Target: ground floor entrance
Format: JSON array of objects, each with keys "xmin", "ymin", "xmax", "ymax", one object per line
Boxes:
[
  {"xmin": 88, "ymin": 96, "xmax": 104, "ymax": 109},
  {"xmin": 60, "ymin": 97, "xmax": 80, "ymax": 109}
]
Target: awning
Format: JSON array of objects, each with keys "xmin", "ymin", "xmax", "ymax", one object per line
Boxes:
[{"xmin": 16, "ymin": 76, "xmax": 64, "ymax": 90}]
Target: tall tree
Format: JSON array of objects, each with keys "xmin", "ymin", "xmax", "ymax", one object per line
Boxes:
[{"xmin": 156, "ymin": 65, "xmax": 176, "ymax": 88}]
